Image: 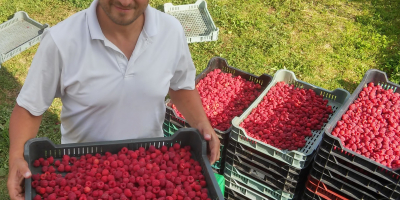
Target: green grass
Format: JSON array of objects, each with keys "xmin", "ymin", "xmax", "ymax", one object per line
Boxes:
[{"xmin": 1, "ymin": 0, "xmax": 400, "ymax": 198}]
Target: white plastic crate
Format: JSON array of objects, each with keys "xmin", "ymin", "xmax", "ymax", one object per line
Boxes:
[
  {"xmin": 164, "ymin": 0, "xmax": 219, "ymax": 43},
  {"xmin": 0, "ymin": 11, "xmax": 49, "ymax": 67},
  {"xmin": 231, "ymin": 69, "xmax": 351, "ymax": 169}
]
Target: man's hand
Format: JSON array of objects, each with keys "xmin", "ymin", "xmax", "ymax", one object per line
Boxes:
[
  {"xmin": 7, "ymin": 157, "xmax": 31, "ymax": 200},
  {"xmin": 168, "ymin": 88, "xmax": 221, "ymax": 165},
  {"xmin": 196, "ymin": 122, "xmax": 221, "ymax": 165}
]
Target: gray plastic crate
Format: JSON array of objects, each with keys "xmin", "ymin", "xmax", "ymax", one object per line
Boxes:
[
  {"xmin": 0, "ymin": 11, "xmax": 49, "ymax": 67},
  {"xmin": 164, "ymin": 0, "xmax": 219, "ymax": 43},
  {"xmin": 231, "ymin": 69, "xmax": 351, "ymax": 169}
]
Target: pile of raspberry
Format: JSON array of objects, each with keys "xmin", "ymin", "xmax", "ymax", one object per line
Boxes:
[
  {"xmin": 31, "ymin": 143, "xmax": 211, "ymax": 200},
  {"xmin": 171, "ymin": 69, "xmax": 262, "ymax": 131}
]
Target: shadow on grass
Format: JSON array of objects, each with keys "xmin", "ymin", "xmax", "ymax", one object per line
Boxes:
[
  {"xmin": 0, "ymin": 63, "xmax": 62, "ymax": 197},
  {"xmin": 353, "ymin": 0, "xmax": 400, "ymax": 83}
]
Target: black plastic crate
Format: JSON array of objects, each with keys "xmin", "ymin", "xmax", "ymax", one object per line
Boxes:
[
  {"xmin": 302, "ymin": 189, "xmax": 324, "ymax": 200},
  {"xmin": 225, "ymin": 149, "xmax": 298, "ymax": 186},
  {"xmin": 24, "ymin": 128, "xmax": 224, "ymax": 200},
  {"xmin": 310, "ymin": 161, "xmax": 397, "ymax": 200},
  {"xmin": 165, "ymin": 56, "xmax": 273, "ymax": 133},
  {"xmin": 324, "ymin": 69, "xmax": 400, "ymax": 182},
  {"xmin": 315, "ymin": 146, "xmax": 400, "ymax": 198},
  {"xmin": 227, "ymin": 142, "xmax": 302, "ymax": 195},
  {"xmin": 225, "ymin": 176, "xmax": 290, "ymax": 200}
]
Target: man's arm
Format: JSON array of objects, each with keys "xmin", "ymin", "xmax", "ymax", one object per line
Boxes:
[
  {"xmin": 169, "ymin": 88, "xmax": 220, "ymax": 165},
  {"xmin": 7, "ymin": 105, "xmax": 42, "ymax": 200}
]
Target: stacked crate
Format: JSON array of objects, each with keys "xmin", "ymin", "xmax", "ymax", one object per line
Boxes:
[
  {"xmin": 304, "ymin": 69, "xmax": 400, "ymax": 200},
  {"xmin": 224, "ymin": 70, "xmax": 350, "ymax": 200},
  {"xmin": 163, "ymin": 56, "xmax": 273, "ymax": 174}
]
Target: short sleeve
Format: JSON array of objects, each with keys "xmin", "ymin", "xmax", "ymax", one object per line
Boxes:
[
  {"xmin": 16, "ymin": 29, "xmax": 63, "ymax": 116},
  {"xmin": 169, "ymin": 29, "xmax": 196, "ymax": 91}
]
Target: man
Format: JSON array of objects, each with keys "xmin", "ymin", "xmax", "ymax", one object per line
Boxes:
[{"xmin": 7, "ymin": 0, "xmax": 220, "ymax": 199}]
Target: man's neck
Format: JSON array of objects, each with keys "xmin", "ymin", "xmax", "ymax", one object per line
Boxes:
[{"xmin": 96, "ymin": 4, "xmax": 145, "ymax": 42}]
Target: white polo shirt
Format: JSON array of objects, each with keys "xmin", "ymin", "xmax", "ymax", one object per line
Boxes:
[{"xmin": 16, "ymin": 0, "xmax": 196, "ymax": 144}]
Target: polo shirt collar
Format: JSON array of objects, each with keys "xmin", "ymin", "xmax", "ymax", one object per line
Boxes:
[{"xmin": 86, "ymin": 0, "xmax": 158, "ymax": 41}]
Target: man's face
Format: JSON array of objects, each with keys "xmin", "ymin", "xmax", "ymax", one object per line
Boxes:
[{"xmin": 98, "ymin": 0, "xmax": 149, "ymax": 26}]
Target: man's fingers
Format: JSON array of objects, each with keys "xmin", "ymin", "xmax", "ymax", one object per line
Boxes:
[{"xmin": 203, "ymin": 133, "xmax": 211, "ymax": 141}]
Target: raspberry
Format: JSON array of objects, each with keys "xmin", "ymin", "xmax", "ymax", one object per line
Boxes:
[
  {"xmin": 200, "ymin": 180, "xmax": 206, "ymax": 187},
  {"xmin": 195, "ymin": 166, "xmax": 202, "ymax": 172},
  {"xmin": 33, "ymin": 195, "xmax": 42, "ymax": 200},
  {"xmin": 97, "ymin": 182, "xmax": 104, "ymax": 189},
  {"xmin": 149, "ymin": 145, "xmax": 156, "ymax": 153},
  {"xmin": 48, "ymin": 193, "xmax": 57, "ymax": 200},
  {"xmin": 124, "ymin": 189, "xmax": 133, "ymax": 197},
  {"xmin": 84, "ymin": 186, "xmax": 91, "ymax": 193},
  {"xmin": 38, "ymin": 187, "xmax": 46, "ymax": 194},
  {"xmin": 46, "ymin": 186, "xmax": 53, "ymax": 194},
  {"xmin": 173, "ymin": 143, "xmax": 181, "ymax": 150},
  {"xmin": 33, "ymin": 160, "xmax": 41, "ymax": 167},
  {"xmin": 121, "ymin": 147, "xmax": 128, "ymax": 154},
  {"xmin": 152, "ymin": 179, "xmax": 160, "ymax": 187},
  {"xmin": 47, "ymin": 156, "xmax": 54, "ymax": 164},
  {"xmin": 40, "ymin": 180, "xmax": 48, "ymax": 187},
  {"xmin": 201, "ymin": 193, "xmax": 208, "ymax": 200},
  {"xmin": 63, "ymin": 155, "xmax": 70, "ymax": 162},
  {"xmin": 145, "ymin": 191, "xmax": 154, "ymax": 199}
]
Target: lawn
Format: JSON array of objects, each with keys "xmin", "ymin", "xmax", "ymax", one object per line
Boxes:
[{"xmin": 0, "ymin": 0, "xmax": 400, "ymax": 198}]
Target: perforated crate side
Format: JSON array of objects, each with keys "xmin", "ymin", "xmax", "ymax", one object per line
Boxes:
[
  {"xmin": 163, "ymin": 0, "xmax": 219, "ymax": 43},
  {"xmin": 225, "ymin": 177, "xmax": 293, "ymax": 200},
  {"xmin": 305, "ymin": 175, "xmax": 351, "ymax": 200},
  {"xmin": 225, "ymin": 150, "xmax": 298, "ymax": 186},
  {"xmin": 317, "ymin": 142, "xmax": 400, "ymax": 193},
  {"xmin": 310, "ymin": 162, "xmax": 394, "ymax": 200},
  {"xmin": 24, "ymin": 129, "xmax": 224, "ymax": 200},
  {"xmin": 231, "ymin": 69, "xmax": 350, "ymax": 168},
  {"xmin": 224, "ymin": 162, "xmax": 295, "ymax": 197},
  {"xmin": 314, "ymin": 149, "xmax": 400, "ymax": 198},
  {"xmin": 323, "ymin": 69, "xmax": 400, "ymax": 180},
  {"xmin": 0, "ymin": 11, "xmax": 49, "ymax": 66},
  {"xmin": 227, "ymin": 140, "xmax": 301, "ymax": 178}
]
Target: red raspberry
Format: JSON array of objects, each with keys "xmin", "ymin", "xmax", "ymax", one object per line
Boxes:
[
  {"xmin": 102, "ymin": 169, "xmax": 109, "ymax": 176},
  {"xmin": 63, "ymin": 155, "xmax": 70, "ymax": 162},
  {"xmin": 65, "ymin": 165, "xmax": 71, "ymax": 172},
  {"xmin": 173, "ymin": 143, "xmax": 181, "ymax": 150},
  {"xmin": 48, "ymin": 193, "xmax": 57, "ymax": 200},
  {"xmin": 145, "ymin": 191, "xmax": 153, "ymax": 199},
  {"xmin": 46, "ymin": 186, "xmax": 53, "ymax": 194},
  {"xmin": 149, "ymin": 145, "xmax": 156, "ymax": 153},
  {"xmin": 201, "ymin": 193, "xmax": 208, "ymax": 200},
  {"xmin": 200, "ymin": 181, "xmax": 206, "ymax": 187},
  {"xmin": 84, "ymin": 186, "xmax": 91, "ymax": 193},
  {"xmin": 121, "ymin": 147, "xmax": 128, "ymax": 154},
  {"xmin": 39, "ymin": 187, "xmax": 46, "ymax": 194},
  {"xmin": 47, "ymin": 156, "xmax": 54, "ymax": 164},
  {"xmin": 40, "ymin": 180, "xmax": 48, "ymax": 187},
  {"xmin": 124, "ymin": 189, "xmax": 133, "ymax": 197},
  {"xmin": 194, "ymin": 184, "xmax": 201, "ymax": 192},
  {"xmin": 33, "ymin": 160, "xmax": 41, "ymax": 167},
  {"xmin": 152, "ymin": 179, "xmax": 160, "ymax": 187},
  {"xmin": 97, "ymin": 182, "xmax": 104, "ymax": 189},
  {"xmin": 33, "ymin": 195, "xmax": 42, "ymax": 200},
  {"xmin": 195, "ymin": 166, "xmax": 202, "ymax": 172}
]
